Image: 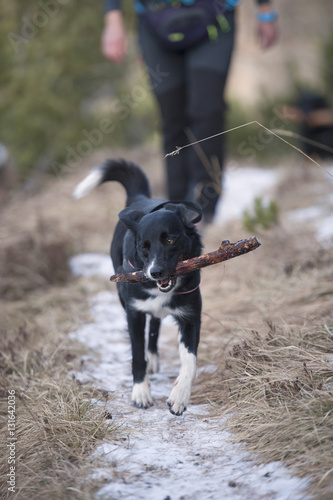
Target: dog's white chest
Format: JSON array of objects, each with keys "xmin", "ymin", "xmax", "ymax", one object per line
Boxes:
[
  {"xmin": 132, "ymin": 294, "xmax": 189, "ymax": 319},
  {"xmin": 132, "ymin": 295, "xmax": 173, "ymax": 318}
]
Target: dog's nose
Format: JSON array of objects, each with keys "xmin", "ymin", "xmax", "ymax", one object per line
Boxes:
[{"xmin": 149, "ymin": 266, "xmax": 165, "ymax": 280}]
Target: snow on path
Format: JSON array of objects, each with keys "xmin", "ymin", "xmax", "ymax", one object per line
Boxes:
[
  {"xmin": 215, "ymin": 166, "xmax": 279, "ymax": 223},
  {"xmin": 214, "ymin": 163, "xmax": 333, "ymax": 246},
  {"xmin": 69, "ymin": 288, "xmax": 309, "ymax": 500}
]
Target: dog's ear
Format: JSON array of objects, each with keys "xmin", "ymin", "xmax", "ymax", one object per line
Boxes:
[
  {"xmin": 164, "ymin": 202, "xmax": 202, "ymax": 231},
  {"xmin": 118, "ymin": 207, "xmax": 144, "ymax": 232}
]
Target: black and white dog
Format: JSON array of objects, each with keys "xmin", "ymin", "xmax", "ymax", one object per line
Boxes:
[{"xmin": 73, "ymin": 159, "xmax": 203, "ymax": 415}]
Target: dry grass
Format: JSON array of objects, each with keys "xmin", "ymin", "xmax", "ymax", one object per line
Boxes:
[
  {"xmin": 0, "ymin": 196, "xmax": 123, "ymax": 499},
  {"xmin": 0, "ymin": 220, "xmax": 74, "ymax": 300},
  {"xmin": 0, "ymin": 308, "xmax": 122, "ymax": 500},
  {"xmin": 0, "ymin": 298, "xmax": 122, "ymax": 499},
  {"xmin": 193, "ymin": 161, "xmax": 333, "ymax": 498},
  {"xmin": 213, "ymin": 324, "xmax": 333, "ymax": 498}
]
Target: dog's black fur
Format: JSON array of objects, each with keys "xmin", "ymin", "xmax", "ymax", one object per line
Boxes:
[{"xmin": 74, "ymin": 159, "xmax": 203, "ymax": 415}]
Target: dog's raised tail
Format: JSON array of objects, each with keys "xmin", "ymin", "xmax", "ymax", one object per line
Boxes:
[{"xmin": 73, "ymin": 158, "xmax": 151, "ymax": 205}]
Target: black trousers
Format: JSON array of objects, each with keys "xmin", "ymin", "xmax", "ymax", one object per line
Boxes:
[{"xmin": 138, "ymin": 10, "xmax": 235, "ymax": 222}]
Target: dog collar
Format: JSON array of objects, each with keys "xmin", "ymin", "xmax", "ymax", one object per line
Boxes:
[
  {"xmin": 128, "ymin": 259, "xmax": 135, "ymax": 269},
  {"xmin": 176, "ymin": 284, "xmax": 200, "ymax": 295}
]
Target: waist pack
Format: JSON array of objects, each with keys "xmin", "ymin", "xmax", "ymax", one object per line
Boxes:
[{"xmin": 143, "ymin": 0, "xmax": 227, "ymax": 51}]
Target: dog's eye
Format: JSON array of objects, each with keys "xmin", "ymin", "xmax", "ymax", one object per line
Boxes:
[
  {"xmin": 142, "ymin": 241, "xmax": 150, "ymax": 252},
  {"xmin": 161, "ymin": 232, "xmax": 175, "ymax": 246}
]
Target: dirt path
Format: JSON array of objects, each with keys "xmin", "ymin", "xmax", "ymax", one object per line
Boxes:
[{"xmin": 69, "ymin": 275, "xmax": 309, "ymax": 500}]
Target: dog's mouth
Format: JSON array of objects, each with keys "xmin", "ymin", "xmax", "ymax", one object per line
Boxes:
[{"xmin": 156, "ymin": 277, "xmax": 176, "ymax": 293}]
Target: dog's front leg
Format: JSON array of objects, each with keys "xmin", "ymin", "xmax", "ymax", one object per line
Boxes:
[
  {"xmin": 147, "ymin": 316, "xmax": 160, "ymax": 374},
  {"xmin": 167, "ymin": 319, "xmax": 200, "ymax": 416},
  {"xmin": 127, "ymin": 308, "xmax": 153, "ymax": 409}
]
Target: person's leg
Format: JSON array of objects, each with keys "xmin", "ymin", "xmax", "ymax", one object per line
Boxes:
[
  {"xmin": 138, "ymin": 19, "xmax": 188, "ymax": 200},
  {"xmin": 185, "ymin": 10, "xmax": 236, "ymax": 222},
  {"xmin": 137, "ymin": 10, "xmax": 235, "ymax": 215},
  {"xmin": 156, "ymin": 86, "xmax": 190, "ymax": 200},
  {"xmin": 185, "ymin": 70, "xmax": 227, "ymax": 222}
]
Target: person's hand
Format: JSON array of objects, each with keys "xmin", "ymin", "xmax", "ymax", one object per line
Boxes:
[
  {"xmin": 101, "ymin": 10, "xmax": 128, "ymax": 64},
  {"xmin": 257, "ymin": 20, "xmax": 278, "ymax": 49}
]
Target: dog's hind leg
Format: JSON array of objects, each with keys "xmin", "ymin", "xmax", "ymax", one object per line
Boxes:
[
  {"xmin": 127, "ymin": 309, "xmax": 153, "ymax": 409},
  {"xmin": 147, "ymin": 316, "xmax": 160, "ymax": 374}
]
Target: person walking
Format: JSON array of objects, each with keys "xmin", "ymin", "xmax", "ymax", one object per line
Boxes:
[{"xmin": 102, "ymin": 0, "xmax": 278, "ymax": 224}]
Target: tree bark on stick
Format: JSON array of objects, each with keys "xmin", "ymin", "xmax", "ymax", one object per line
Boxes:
[{"xmin": 110, "ymin": 236, "xmax": 260, "ymax": 283}]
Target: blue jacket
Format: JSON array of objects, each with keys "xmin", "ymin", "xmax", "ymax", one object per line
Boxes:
[{"xmin": 105, "ymin": 0, "xmax": 272, "ymax": 13}]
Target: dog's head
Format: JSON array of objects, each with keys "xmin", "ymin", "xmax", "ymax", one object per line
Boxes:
[{"xmin": 119, "ymin": 202, "xmax": 202, "ymax": 293}]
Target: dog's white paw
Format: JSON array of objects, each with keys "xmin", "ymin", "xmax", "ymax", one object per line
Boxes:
[
  {"xmin": 167, "ymin": 346, "xmax": 196, "ymax": 416},
  {"xmin": 166, "ymin": 377, "xmax": 192, "ymax": 416},
  {"xmin": 147, "ymin": 351, "xmax": 159, "ymax": 374},
  {"xmin": 131, "ymin": 377, "xmax": 153, "ymax": 409}
]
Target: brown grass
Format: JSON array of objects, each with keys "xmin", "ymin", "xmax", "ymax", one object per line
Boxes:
[
  {"xmin": 0, "ymin": 299, "xmax": 122, "ymax": 499},
  {"xmin": 0, "ymin": 220, "xmax": 74, "ymax": 300},
  {"xmin": 193, "ymin": 161, "xmax": 333, "ymax": 498},
  {"xmin": 209, "ymin": 324, "xmax": 333, "ymax": 498},
  {"xmin": 0, "ymin": 213, "xmax": 123, "ymax": 500}
]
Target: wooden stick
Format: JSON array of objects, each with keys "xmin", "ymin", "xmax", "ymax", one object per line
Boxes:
[{"xmin": 110, "ymin": 236, "xmax": 260, "ymax": 283}]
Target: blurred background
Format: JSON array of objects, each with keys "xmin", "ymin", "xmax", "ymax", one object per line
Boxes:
[{"xmin": 1, "ymin": 0, "xmax": 333, "ymax": 185}]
